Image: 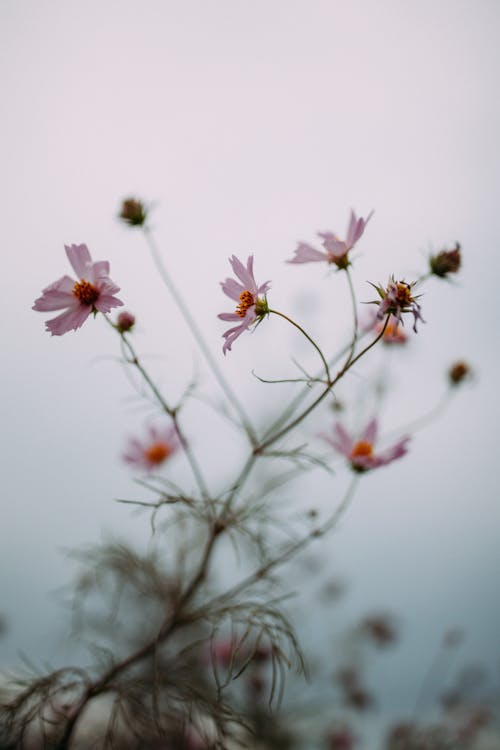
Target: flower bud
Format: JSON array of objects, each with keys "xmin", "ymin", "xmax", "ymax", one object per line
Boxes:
[
  {"xmin": 448, "ymin": 360, "xmax": 471, "ymax": 386},
  {"xmin": 429, "ymin": 243, "xmax": 461, "ymax": 277},
  {"xmin": 117, "ymin": 311, "xmax": 136, "ymax": 332},
  {"xmin": 119, "ymin": 198, "xmax": 147, "ymax": 227}
]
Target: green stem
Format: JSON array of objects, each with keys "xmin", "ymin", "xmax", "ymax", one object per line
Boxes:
[
  {"xmin": 142, "ymin": 227, "xmax": 258, "ymax": 447},
  {"xmin": 255, "ymin": 315, "xmax": 391, "ymax": 454},
  {"xmin": 269, "ymin": 309, "xmax": 331, "ymax": 384},
  {"xmin": 104, "ymin": 316, "xmax": 211, "ymax": 502}
]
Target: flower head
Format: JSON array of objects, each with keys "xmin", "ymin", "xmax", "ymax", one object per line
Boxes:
[
  {"xmin": 370, "ymin": 276, "xmax": 424, "ymax": 333},
  {"xmin": 218, "ymin": 255, "xmax": 270, "ymax": 354},
  {"xmin": 33, "ymin": 244, "xmax": 123, "ymax": 336},
  {"xmin": 119, "ymin": 197, "xmax": 148, "ymax": 227},
  {"xmin": 364, "ymin": 311, "xmax": 408, "ymax": 344},
  {"xmin": 321, "ymin": 418, "xmax": 410, "ymax": 472},
  {"xmin": 288, "ymin": 209, "xmax": 373, "ymax": 269},
  {"xmin": 122, "ymin": 424, "xmax": 179, "ymax": 472},
  {"xmin": 429, "ymin": 242, "xmax": 461, "ymax": 278}
]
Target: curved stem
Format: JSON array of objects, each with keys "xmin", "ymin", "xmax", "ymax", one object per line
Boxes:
[
  {"xmin": 255, "ymin": 315, "xmax": 390, "ymax": 454},
  {"xmin": 269, "ymin": 309, "xmax": 331, "ymax": 384},
  {"xmin": 343, "ymin": 267, "xmax": 358, "ymax": 367},
  {"xmin": 104, "ymin": 316, "xmax": 211, "ymax": 502},
  {"xmin": 142, "ymin": 227, "xmax": 258, "ymax": 446}
]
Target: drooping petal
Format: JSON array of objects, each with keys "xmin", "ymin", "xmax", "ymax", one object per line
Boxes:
[{"xmin": 65, "ymin": 244, "xmax": 92, "ymax": 279}]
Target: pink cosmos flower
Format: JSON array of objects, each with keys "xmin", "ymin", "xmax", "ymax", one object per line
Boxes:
[
  {"xmin": 122, "ymin": 424, "xmax": 179, "ymax": 472},
  {"xmin": 363, "ymin": 310, "xmax": 408, "ymax": 344},
  {"xmin": 33, "ymin": 244, "xmax": 123, "ymax": 335},
  {"xmin": 370, "ymin": 276, "xmax": 424, "ymax": 333},
  {"xmin": 287, "ymin": 209, "xmax": 373, "ymax": 269},
  {"xmin": 218, "ymin": 255, "xmax": 270, "ymax": 355},
  {"xmin": 321, "ymin": 418, "xmax": 410, "ymax": 472}
]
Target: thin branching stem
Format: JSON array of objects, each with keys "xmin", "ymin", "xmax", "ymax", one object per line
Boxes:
[
  {"xmin": 343, "ymin": 267, "xmax": 358, "ymax": 367},
  {"xmin": 104, "ymin": 316, "xmax": 211, "ymax": 502},
  {"xmin": 268, "ymin": 309, "xmax": 331, "ymax": 384},
  {"xmin": 255, "ymin": 316, "xmax": 391, "ymax": 454},
  {"xmin": 143, "ymin": 226, "xmax": 258, "ymax": 447}
]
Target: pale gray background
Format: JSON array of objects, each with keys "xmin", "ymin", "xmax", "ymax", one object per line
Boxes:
[{"xmin": 1, "ymin": 0, "xmax": 499, "ymax": 740}]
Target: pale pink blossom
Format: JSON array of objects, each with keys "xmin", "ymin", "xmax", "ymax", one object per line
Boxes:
[
  {"xmin": 288, "ymin": 209, "xmax": 373, "ymax": 269},
  {"xmin": 218, "ymin": 255, "xmax": 270, "ymax": 354},
  {"xmin": 122, "ymin": 424, "xmax": 179, "ymax": 472},
  {"xmin": 321, "ymin": 418, "xmax": 410, "ymax": 472},
  {"xmin": 33, "ymin": 244, "xmax": 123, "ymax": 335}
]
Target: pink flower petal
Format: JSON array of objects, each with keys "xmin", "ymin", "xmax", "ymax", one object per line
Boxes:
[
  {"xmin": 229, "ymin": 255, "xmax": 256, "ymax": 292},
  {"xmin": 45, "ymin": 304, "xmax": 92, "ymax": 336},
  {"xmin": 65, "ymin": 244, "xmax": 92, "ymax": 279},
  {"xmin": 287, "ymin": 243, "xmax": 328, "ymax": 264},
  {"xmin": 32, "ymin": 276, "xmax": 76, "ymax": 311},
  {"xmin": 221, "ymin": 277, "xmax": 246, "ymax": 301}
]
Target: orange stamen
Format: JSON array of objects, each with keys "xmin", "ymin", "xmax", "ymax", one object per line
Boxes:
[
  {"xmin": 73, "ymin": 278, "xmax": 100, "ymax": 306},
  {"xmin": 145, "ymin": 442, "xmax": 171, "ymax": 465},
  {"xmin": 351, "ymin": 440, "xmax": 373, "ymax": 458},
  {"xmin": 235, "ymin": 290, "xmax": 255, "ymax": 318},
  {"xmin": 395, "ymin": 282, "xmax": 413, "ymax": 306}
]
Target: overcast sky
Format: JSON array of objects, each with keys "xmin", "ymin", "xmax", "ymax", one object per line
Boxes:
[{"xmin": 1, "ymin": 0, "xmax": 500, "ymax": 738}]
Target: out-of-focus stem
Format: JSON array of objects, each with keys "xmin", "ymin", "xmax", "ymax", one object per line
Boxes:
[
  {"xmin": 200, "ymin": 475, "xmax": 359, "ymax": 612},
  {"xmin": 343, "ymin": 267, "xmax": 358, "ymax": 367},
  {"xmin": 105, "ymin": 316, "xmax": 211, "ymax": 502},
  {"xmin": 142, "ymin": 227, "xmax": 258, "ymax": 446}
]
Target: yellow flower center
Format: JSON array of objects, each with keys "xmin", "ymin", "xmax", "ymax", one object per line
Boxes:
[
  {"xmin": 351, "ymin": 440, "xmax": 373, "ymax": 458},
  {"xmin": 235, "ymin": 290, "xmax": 255, "ymax": 318},
  {"xmin": 145, "ymin": 442, "xmax": 171, "ymax": 465},
  {"xmin": 73, "ymin": 278, "xmax": 100, "ymax": 306},
  {"xmin": 395, "ymin": 282, "xmax": 413, "ymax": 306}
]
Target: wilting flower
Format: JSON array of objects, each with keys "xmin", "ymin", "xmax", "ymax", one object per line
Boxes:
[
  {"xmin": 370, "ymin": 276, "xmax": 424, "ymax": 333},
  {"xmin": 122, "ymin": 424, "xmax": 179, "ymax": 472},
  {"xmin": 429, "ymin": 243, "xmax": 461, "ymax": 278},
  {"xmin": 321, "ymin": 418, "xmax": 410, "ymax": 472},
  {"xmin": 116, "ymin": 310, "xmax": 136, "ymax": 333},
  {"xmin": 119, "ymin": 197, "xmax": 147, "ymax": 227},
  {"xmin": 218, "ymin": 255, "xmax": 270, "ymax": 354},
  {"xmin": 33, "ymin": 244, "xmax": 123, "ymax": 336},
  {"xmin": 287, "ymin": 209, "xmax": 373, "ymax": 269}
]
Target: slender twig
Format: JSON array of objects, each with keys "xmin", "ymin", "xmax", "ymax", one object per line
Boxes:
[
  {"xmin": 343, "ymin": 267, "xmax": 359, "ymax": 368},
  {"xmin": 104, "ymin": 316, "xmax": 211, "ymax": 503},
  {"xmin": 268, "ymin": 309, "xmax": 331, "ymax": 384},
  {"xmin": 255, "ymin": 316, "xmax": 391, "ymax": 454},
  {"xmin": 142, "ymin": 226, "xmax": 258, "ymax": 446}
]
